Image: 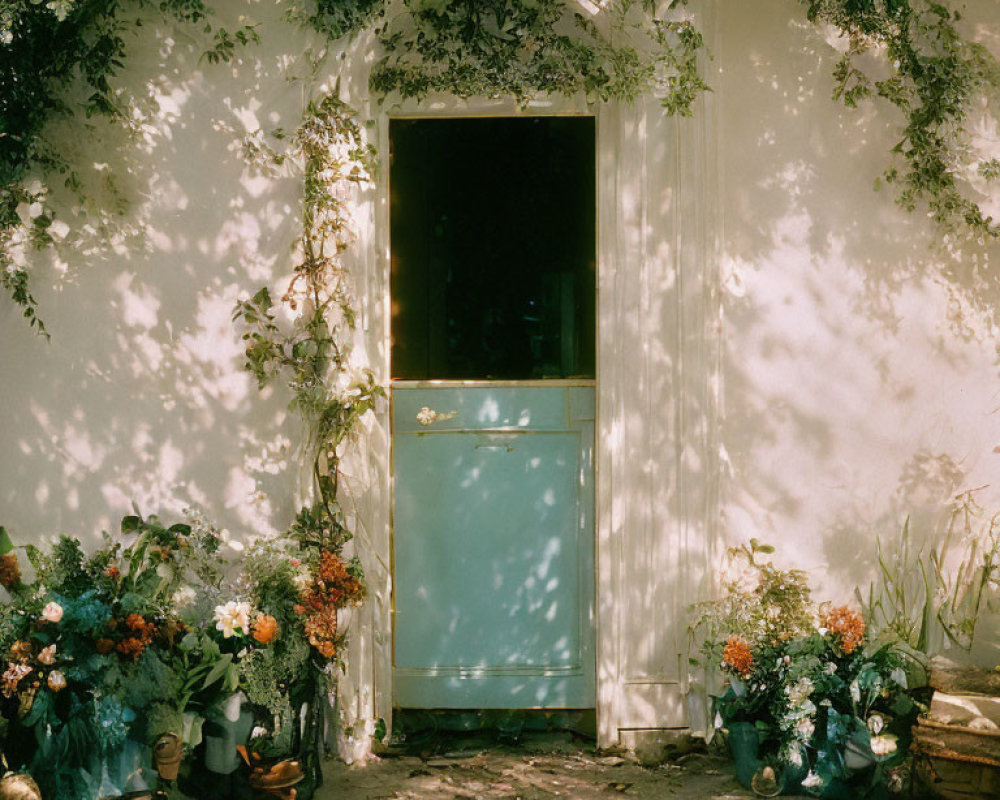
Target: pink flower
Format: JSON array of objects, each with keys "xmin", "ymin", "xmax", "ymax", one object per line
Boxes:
[
  {"xmin": 37, "ymin": 645, "xmax": 56, "ymax": 665},
  {"xmin": 41, "ymin": 602, "xmax": 63, "ymax": 623}
]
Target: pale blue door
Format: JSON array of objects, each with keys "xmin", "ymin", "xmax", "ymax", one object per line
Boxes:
[
  {"xmin": 389, "ymin": 116, "xmax": 596, "ymax": 709},
  {"xmin": 392, "ymin": 384, "xmax": 595, "ymax": 708}
]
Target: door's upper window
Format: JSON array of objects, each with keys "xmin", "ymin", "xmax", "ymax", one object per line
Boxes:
[{"xmin": 390, "ymin": 116, "xmax": 596, "ymax": 380}]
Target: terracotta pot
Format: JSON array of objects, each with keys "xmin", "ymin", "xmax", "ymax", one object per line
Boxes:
[{"xmin": 152, "ymin": 732, "xmax": 184, "ymax": 781}]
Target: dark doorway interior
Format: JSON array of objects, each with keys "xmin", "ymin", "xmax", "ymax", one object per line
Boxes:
[{"xmin": 390, "ymin": 116, "xmax": 596, "ymax": 381}]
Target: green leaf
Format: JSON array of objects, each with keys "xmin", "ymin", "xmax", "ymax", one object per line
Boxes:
[
  {"xmin": 121, "ymin": 515, "xmax": 141, "ymax": 533},
  {"xmin": 202, "ymin": 653, "xmax": 234, "ymax": 690},
  {"xmin": 0, "ymin": 526, "xmax": 13, "ymax": 555}
]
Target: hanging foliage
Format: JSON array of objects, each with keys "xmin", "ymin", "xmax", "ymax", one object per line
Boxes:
[
  {"xmin": 368, "ymin": 0, "xmax": 709, "ymax": 113},
  {"xmin": 801, "ymin": 0, "xmax": 1000, "ymax": 239},
  {"xmin": 0, "ymin": 0, "xmax": 257, "ymax": 335},
  {"xmin": 288, "ymin": 0, "xmax": 388, "ymax": 42}
]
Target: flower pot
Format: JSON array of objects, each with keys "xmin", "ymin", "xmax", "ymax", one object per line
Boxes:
[
  {"xmin": 727, "ymin": 721, "xmax": 763, "ymax": 789},
  {"xmin": 153, "ymin": 733, "xmax": 184, "ymax": 781}
]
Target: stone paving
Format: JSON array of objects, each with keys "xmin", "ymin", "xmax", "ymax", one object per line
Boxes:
[{"xmin": 314, "ymin": 740, "xmax": 760, "ymax": 800}]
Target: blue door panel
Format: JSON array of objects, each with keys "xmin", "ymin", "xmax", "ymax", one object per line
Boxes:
[{"xmin": 392, "ymin": 385, "xmax": 595, "ymax": 708}]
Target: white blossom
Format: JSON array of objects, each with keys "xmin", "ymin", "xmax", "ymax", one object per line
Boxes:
[
  {"xmin": 801, "ymin": 771, "xmax": 823, "ymax": 789},
  {"xmin": 786, "ymin": 676, "xmax": 814, "ymax": 705},
  {"xmin": 213, "ymin": 600, "xmax": 252, "ymax": 638},
  {"xmin": 46, "ymin": 0, "xmax": 76, "ymax": 22},
  {"xmin": 870, "ymin": 735, "xmax": 898, "ymax": 757},
  {"xmin": 172, "ymin": 586, "xmax": 197, "ymax": 609}
]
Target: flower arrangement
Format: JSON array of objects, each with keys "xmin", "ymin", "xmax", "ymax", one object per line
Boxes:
[
  {"xmin": 0, "ymin": 509, "xmax": 366, "ymax": 800},
  {"xmin": 693, "ymin": 540, "xmax": 923, "ymax": 799}
]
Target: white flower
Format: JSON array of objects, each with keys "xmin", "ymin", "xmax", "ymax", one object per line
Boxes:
[
  {"xmin": 46, "ymin": 0, "xmax": 76, "ymax": 21},
  {"xmin": 293, "ymin": 570, "xmax": 312, "ymax": 592},
  {"xmin": 870, "ymin": 735, "xmax": 898, "ymax": 757},
  {"xmin": 794, "ymin": 717, "xmax": 815, "ymax": 740},
  {"xmin": 850, "ymin": 679, "xmax": 861, "ymax": 704},
  {"xmin": 42, "ymin": 602, "xmax": 63, "ymax": 623},
  {"xmin": 824, "ymin": 662, "xmax": 837, "ymax": 675},
  {"xmin": 785, "ymin": 747, "xmax": 803, "ymax": 767},
  {"xmin": 416, "ymin": 407, "xmax": 438, "ymax": 426},
  {"xmin": 868, "ymin": 714, "xmax": 885, "ymax": 734},
  {"xmin": 172, "ymin": 586, "xmax": 197, "ymax": 609},
  {"xmin": 786, "ymin": 677, "xmax": 814, "ymax": 705},
  {"xmin": 0, "ymin": 29, "xmax": 12, "ymax": 45},
  {"xmin": 801, "ymin": 771, "xmax": 823, "ymax": 789},
  {"xmin": 47, "ymin": 669, "xmax": 67, "ymax": 691},
  {"xmin": 213, "ymin": 601, "xmax": 252, "ymax": 638}
]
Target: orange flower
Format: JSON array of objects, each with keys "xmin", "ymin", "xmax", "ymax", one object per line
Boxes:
[
  {"xmin": 303, "ymin": 607, "xmax": 338, "ymax": 659},
  {"xmin": 722, "ymin": 636, "xmax": 754, "ymax": 678},
  {"xmin": 821, "ymin": 605, "xmax": 865, "ymax": 654},
  {"xmin": 9, "ymin": 641, "xmax": 32, "ymax": 660},
  {"xmin": 96, "ymin": 638, "xmax": 115, "ymax": 655},
  {"xmin": 253, "ymin": 614, "xmax": 279, "ymax": 645},
  {"xmin": 114, "ymin": 614, "xmax": 157, "ymax": 660}
]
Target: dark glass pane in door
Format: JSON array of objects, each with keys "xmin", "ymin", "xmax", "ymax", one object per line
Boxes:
[{"xmin": 390, "ymin": 117, "xmax": 596, "ymax": 380}]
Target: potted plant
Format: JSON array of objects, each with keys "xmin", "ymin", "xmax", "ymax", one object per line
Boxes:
[{"xmin": 693, "ymin": 540, "xmax": 922, "ymax": 798}]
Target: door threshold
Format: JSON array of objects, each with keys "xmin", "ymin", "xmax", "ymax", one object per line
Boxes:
[
  {"xmin": 387, "ymin": 708, "xmax": 597, "ymax": 752},
  {"xmin": 392, "ymin": 379, "xmax": 596, "ymax": 389}
]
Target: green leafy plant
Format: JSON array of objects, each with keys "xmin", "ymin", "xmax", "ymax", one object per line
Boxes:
[
  {"xmin": 694, "ymin": 540, "xmax": 921, "ymax": 798},
  {"xmin": 287, "ymin": 0, "xmax": 387, "ymax": 41},
  {"xmin": 860, "ymin": 488, "xmax": 1000, "ymax": 655},
  {"xmin": 368, "ymin": 0, "xmax": 708, "ymax": 113},
  {"xmin": 801, "ymin": 0, "xmax": 1000, "ymax": 240}
]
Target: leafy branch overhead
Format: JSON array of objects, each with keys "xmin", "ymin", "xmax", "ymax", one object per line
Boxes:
[
  {"xmin": 803, "ymin": 0, "xmax": 1000, "ymax": 239},
  {"xmin": 369, "ymin": 0, "xmax": 709, "ymax": 113},
  {"xmin": 5, "ymin": 0, "xmax": 1000, "ymax": 338},
  {"xmin": 0, "ymin": 0, "xmax": 258, "ymax": 334}
]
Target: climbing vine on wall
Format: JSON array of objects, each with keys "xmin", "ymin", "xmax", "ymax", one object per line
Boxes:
[
  {"xmin": 4, "ymin": 0, "xmax": 1000, "ymax": 330},
  {"xmin": 802, "ymin": 0, "xmax": 1000, "ymax": 239},
  {"xmin": 0, "ymin": 0, "xmax": 258, "ymax": 335},
  {"xmin": 369, "ymin": 0, "xmax": 708, "ymax": 114},
  {"xmin": 231, "ymin": 92, "xmax": 384, "ymax": 758},
  {"xmin": 233, "ymin": 94, "xmax": 383, "ymax": 570}
]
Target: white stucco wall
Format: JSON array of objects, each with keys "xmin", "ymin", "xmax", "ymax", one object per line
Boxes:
[
  {"xmin": 2, "ymin": 0, "xmax": 999, "ymax": 754},
  {"xmin": 714, "ymin": 0, "xmax": 1000, "ymax": 646}
]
